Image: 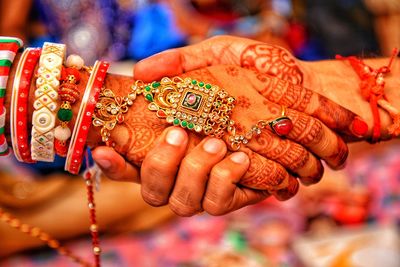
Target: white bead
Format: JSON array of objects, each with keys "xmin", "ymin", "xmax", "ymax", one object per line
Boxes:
[
  {"xmin": 54, "ymin": 126, "xmax": 71, "ymax": 141},
  {"xmin": 66, "ymin": 54, "xmax": 84, "ymax": 69}
]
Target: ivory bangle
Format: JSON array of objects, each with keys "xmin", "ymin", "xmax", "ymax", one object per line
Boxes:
[{"xmin": 31, "ymin": 42, "xmax": 66, "ymax": 162}]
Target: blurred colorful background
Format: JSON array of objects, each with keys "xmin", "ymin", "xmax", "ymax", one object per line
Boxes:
[{"xmin": 1, "ymin": 0, "xmax": 400, "ymax": 266}]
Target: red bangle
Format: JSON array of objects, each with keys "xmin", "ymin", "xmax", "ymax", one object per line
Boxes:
[
  {"xmin": 10, "ymin": 48, "xmax": 41, "ymax": 163},
  {"xmin": 65, "ymin": 61, "xmax": 109, "ymax": 174}
]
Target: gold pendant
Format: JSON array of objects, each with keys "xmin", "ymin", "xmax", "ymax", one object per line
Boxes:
[{"xmin": 133, "ymin": 77, "xmax": 236, "ymax": 138}]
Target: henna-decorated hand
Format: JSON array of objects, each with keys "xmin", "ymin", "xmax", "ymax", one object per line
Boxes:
[
  {"xmin": 132, "ymin": 35, "xmax": 370, "ymax": 139},
  {"xmin": 92, "ymin": 63, "xmax": 362, "ymax": 216}
]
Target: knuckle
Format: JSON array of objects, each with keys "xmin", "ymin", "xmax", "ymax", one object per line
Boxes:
[
  {"xmin": 145, "ymin": 152, "xmax": 175, "ymax": 173},
  {"xmin": 168, "ymin": 196, "xmax": 199, "ymax": 217},
  {"xmin": 290, "ymin": 114, "xmax": 324, "ymax": 145},
  {"xmin": 272, "ymin": 141, "xmax": 309, "ymax": 171},
  {"xmin": 141, "ymin": 189, "xmax": 168, "ymax": 207},
  {"xmin": 210, "ymin": 166, "xmax": 233, "ymax": 182},
  {"xmin": 266, "ymin": 164, "xmax": 288, "ymax": 187},
  {"xmin": 208, "ymin": 35, "xmax": 230, "ymax": 44},
  {"xmin": 181, "ymin": 156, "xmax": 204, "ymax": 172},
  {"xmin": 203, "ymin": 198, "xmax": 229, "ymax": 216},
  {"xmin": 240, "ymin": 159, "xmax": 288, "ymax": 190}
]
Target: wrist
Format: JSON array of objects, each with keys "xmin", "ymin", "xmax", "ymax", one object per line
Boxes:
[
  {"xmin": 5, "ymin": 51, "xmax": 145, "ymax": 165},
  {"xmin": 300, "ymin": 58, "xmax": 399, "ymax": 139}
]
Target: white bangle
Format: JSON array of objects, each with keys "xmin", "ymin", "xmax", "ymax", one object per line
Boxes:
[{"xmin": 31, "ymin": 42, "xmax": 66, "ymax": 162}]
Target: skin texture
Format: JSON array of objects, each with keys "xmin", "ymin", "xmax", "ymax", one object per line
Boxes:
[
  {"xmin": 9, "ymin": 35, "xmax": 398, "ymax": 217},
  {"xmin": 2, "ymin": 41, "xmax": 365, "ymax": 216},
  {"xmin": 89, "ymin": 65, "xmax": 358, "ymax": 216},
  {"xmin": 94, "ymin": 35, "xmax": 400, "ymax": 216},
  {"xmin": 132, "ymin": 35, "xmax": 400, "ymax": 136}
]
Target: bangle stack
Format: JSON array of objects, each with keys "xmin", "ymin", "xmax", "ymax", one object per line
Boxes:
[
  {"xmin": 31, "ymin": 42, "xmax": 66, "ymax": 162},
  {"xmin": 1, "ymin": 37, "xmax": 109, "ymax": 267},
  {"xmin": 0, "ymin": 36, "xmax": 24, "ymax": 155}
]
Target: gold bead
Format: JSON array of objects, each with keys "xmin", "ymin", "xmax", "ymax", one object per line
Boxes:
[
  {"xmin": 90, "ymin": 224, "xmax": 98, "ymax": 232},
  {"xmin": 48, "ymin": 240, "xmax": 60, "ymax": 248},
  {"xmin": 10, "ymin": 218, "xmax": 21, "ymax": 228},
  {"xmin": 93, "ymin": 246, "xmax": 101, "ymax": 255},
  {"xmin": 31, "ymin": 227, "xmax": 41, "ymax": 237}
]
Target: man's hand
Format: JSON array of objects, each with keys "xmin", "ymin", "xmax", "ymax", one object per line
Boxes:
[
  {"xmin": 93, "ymin": 127, "xmax": 269, "ymax": 216},
  {"xmin": 92, "ymin": 62, "xmax": 364, "ymax": 216}
]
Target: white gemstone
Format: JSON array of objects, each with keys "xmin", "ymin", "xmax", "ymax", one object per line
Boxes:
[
  {"xmin": 54, "ymin": 126, "xmax": 71, "ymax": 141},
  {"xmin": 66, "ymin": 54, "xmax": 84, "ymax": 69}
]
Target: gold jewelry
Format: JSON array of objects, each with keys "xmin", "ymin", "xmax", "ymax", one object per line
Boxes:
[{"xmin": 93, "ymin": 77, "xmax": 293, "ymax": 151}]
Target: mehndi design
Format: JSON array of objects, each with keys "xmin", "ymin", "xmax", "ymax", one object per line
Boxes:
[{"xmin": 93, "ymin": 77, "xmax": 293, "ymax": 150}]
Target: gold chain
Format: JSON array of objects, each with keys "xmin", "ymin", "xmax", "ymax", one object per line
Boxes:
[{"xmin": 92, "ymin": 77, "xmax": 290, "ymax": 150}]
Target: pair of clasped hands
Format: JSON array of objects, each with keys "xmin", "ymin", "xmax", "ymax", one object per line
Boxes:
[{"xmin": 91, "ymin": 36, "xmax": 385, "ymax": 217}]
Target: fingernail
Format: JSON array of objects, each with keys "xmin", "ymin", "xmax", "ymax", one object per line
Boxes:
[
  {"xmin": 166, "ymin": 128, "xmax": 186, "ymax": 146},
  {"xmin": 230, "ymin": 152, "xmax": 249, "ymax": 164},
  {"xmin": 203, "ymin": 138, "xmax": 224, "ymax": 154},
  {"xmin": 351, "ymin": 116, "xmax": 368, "ymax": 137},
  {"xmin": 96, "ymin": 159, "xmax": 111, "ymax": 169}
]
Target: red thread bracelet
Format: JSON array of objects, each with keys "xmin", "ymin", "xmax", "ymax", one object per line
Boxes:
[
  {"xmin": 65, "ymin": 61, "xmax": 109, "ymax": 174},
  {"xmin": 336, "ymin": 49, "xmax": 399, "ymax": 141},
  {"xmin": 10, "ymin": 48, "xmax": 41, "ymax": 163}
]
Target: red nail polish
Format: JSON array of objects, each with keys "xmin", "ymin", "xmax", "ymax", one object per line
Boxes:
[{"xmin": 351, "ymin": 117, "xmax": 368, "ymax": 137}]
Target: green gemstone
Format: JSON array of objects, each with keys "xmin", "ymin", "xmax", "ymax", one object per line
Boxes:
[
  {"xmin": 57, "ymin": 108, "xmax": 73, "ymax": 122},
  {"xmin": 205, "ymin": 84, "xmax": 212, "ymax": 89},
  {"xmin": 0, "ymin": 89, "xmax": 5, "ymax": 98},
  {"xmin": 152, "ymin": 82, "xmax": 160, "ymax": 88},
  {"xmin": 173, "ymin": 118, "xmax": 180, "ymax": 125},
  {"xmin": 199, "ymin": 82, "xmax": 204, "ymax": 87},
  {"xmin": 145, "ymin": 94, "xmax": 153, "ymax": 102},
  {"xmin": 181, "ymin": 120, "xmax": 188, "ymax": 128},
  {"xmin": 0, "ymin": 127, "xmax": 4, "ymax": 135},
  {"xmin": 145, "ymin": 86, "xmax": 151, "ymax": 92},
  {"xmin": 192, "ymin": 80, "xmax": 197, "ymax": 85},
  {"xmin": 188, "ymin": 123, "xmax": 194, "ymax": 129}
]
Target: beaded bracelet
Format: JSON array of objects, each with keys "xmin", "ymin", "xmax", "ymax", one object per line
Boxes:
[
  {"xmin": 0, "ymin": 36, "xmax": 24, "ymax": 155},
  {"xmin": 65, "ymin": 60, "xmax": 109, "ymax": 175},
  {"xmin": 31, "ymin": 42, "xmax": 66, "ymax": 162},
  {"xmin": 10, "ymin": 48, "xmax": 41, "ymax": 163},
  {"xmin": 54, "ymin": 55, "xmax": 86, "ymax": 157},
  {"xmin": 337, "ymin": 49, "xmax": 400, "ymax": 141}
]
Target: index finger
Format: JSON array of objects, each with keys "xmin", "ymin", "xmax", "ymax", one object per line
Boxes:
[
  {"xmin": 246, "ymin": 71, "xmax": 368, "ymax": 138},
  {"xmin": 133, "ymin": 35, "xmax": 303, "ymax": 84}
]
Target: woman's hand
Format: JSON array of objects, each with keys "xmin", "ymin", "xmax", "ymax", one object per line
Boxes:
[
  {"xmin": 132, "ymin": 35, "xmax": 368, "ymax": 139},
  {"xmin": 91, "ymin": 63, "xmax": 362, "ymax": 216}
]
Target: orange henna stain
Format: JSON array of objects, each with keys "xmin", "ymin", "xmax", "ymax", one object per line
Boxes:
[
  {"xmin": 236, "ymin": 95, "xmax": 251, "ymax": 109},
  {"xmin": 240, "ymin": 44, "xmax": 304, "ymax": 85},
  {"xmin": 225, "ymin": 66, "xmax": 239, "ymax": 77},
  {"xmin": 242, "ymin": 152, "xmax": 289, "ymax": 191}
]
